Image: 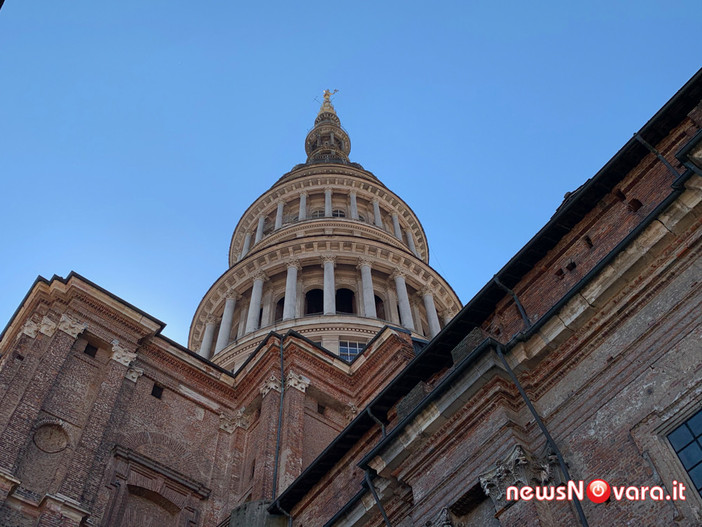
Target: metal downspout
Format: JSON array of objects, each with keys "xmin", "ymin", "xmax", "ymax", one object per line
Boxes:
[
  {"xmin": 366, "ymin": 407, "xmax": 386, "ymax": 438},
  {"xmin": 495, "ymin": 344, "xmax": 589, "ymax": 527},
  {"xmin": 365, "ymin": 470, "xmax": 392, "ymax": 527}
]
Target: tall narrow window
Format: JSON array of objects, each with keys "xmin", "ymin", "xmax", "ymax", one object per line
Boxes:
[
  {"xmin": 375, "ymin": 295, "xmax": 386, "ymax": 321},
  {"xmin": 275, "ymin": 298, "xmax": 285, "ymax": 322}
]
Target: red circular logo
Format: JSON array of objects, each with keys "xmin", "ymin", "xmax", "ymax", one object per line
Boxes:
[{"xmin": 587, "ymin": 479, "xmax": 611, "ymax": 503}]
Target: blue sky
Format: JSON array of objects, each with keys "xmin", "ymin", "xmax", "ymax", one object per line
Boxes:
[{"xmin": 1, "ymin": 1, "xmax": 700, "ymax": 346}]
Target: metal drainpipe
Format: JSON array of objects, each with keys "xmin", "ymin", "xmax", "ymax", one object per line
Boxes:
[
  {"xmin": 278, "ymin": 504, "xmax": 293, "ymax": 527},
  {"xmin": 366, "ymin": 407, "xmax": 386, "ymax": 438},
  {"xmin": 493, "ymin": 276, "xmax": 530, "ymax": 329},
  {"xmin": 495, "ymin": 344, "xmax": 589, "ymax": 527},
  {"xmin": 634, "ymin": 133, "xmax": 682, "ymax": 179},
  {"xmin": 365, "ymin": 470, "xmax": 392, "ymax": 527},
  {"xmin": 271, "ymin": 335, "xmax": 286, "ymax": 502}
]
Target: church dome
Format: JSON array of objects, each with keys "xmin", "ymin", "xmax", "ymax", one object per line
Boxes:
[{"xmin": 188, "ymin": 92, "xmax": 461, "ymax": 371}]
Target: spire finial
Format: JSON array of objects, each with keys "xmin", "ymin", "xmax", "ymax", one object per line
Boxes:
[{"xmin": 319, "ymin": 89, "xmax": 339, "ymax": 114}]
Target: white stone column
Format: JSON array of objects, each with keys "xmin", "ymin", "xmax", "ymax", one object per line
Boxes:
[
  {"xmin": 215, "ymin": 296, "xmax": 237, "ymax": 353},
  {"xmin": 322, "ymin": 256, "xmax": 336, "ymax": 315},
  {"xmin": 299, "ymin": 192, "xmax": 308, "ymax": 221},
  {"xmin": 239, "ymin": 233, "xmax": 252, "ymax": 261},
  {"xmin": 357, "ymin": 259, "xmax": 376, "ymax": 318},
  {"xmin": 237, "ymin": 309, "xmax": 247, "ymax": 339},
  {"xmin": 350, "ymin": 191, "xmax": 359, "ymax": 220},
  {"xmin": 275, "ymin": 201, "xmax": 284, "ymax": 230},
  {"xmin": 283, "ymin": 260, "xmax": 301, "ymax": 320},
  {"xmin": 373, "ymin": 199, "xmax": 383, "ymax": 228},
  {"xmin": 443, "ymin": 312, "xmax": 454, "ymax": 327},
  {"xmin": 245, "ymin": 272, "xmax": 266, "ymax": 333},
  {"xmin": 405, "ymin": 229, "xmax": 419, "ymax": 256},
  {"xmin": 412, "ymin": 301, "xmax": 424, "ymax": 336},
  {"xmin": 199, "ymin": 318, "xmax": 217, "ymax": 359},
  {"xmin": 261, "ymin": 289, "xmax": 273, "ymax": 328},
  {"xmin": 422, "ymin": 288, "xmax": 441, "ymax": 338},
  {"xmin": 387, "ymin": 287, "xmax": 400, "ymax": 325},
  {"xmin": 392, "ymin": 213, "xmax": 402, "ymax": 239},
  {"xmin": 255, "ymin": 216, "xmax": 265, "ymax": 244},
  {"xmin": 392, "ymin": 271, "xmax": 414, "ymax": 331},
  {"xmin": 325, "ymin": 188, "xmax": 333, "ymax": 217}
]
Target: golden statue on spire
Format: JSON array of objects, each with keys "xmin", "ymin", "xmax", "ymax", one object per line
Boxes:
[{"xmin": 319, "ymin": 89, "xmax": 339, "ymax": 114}]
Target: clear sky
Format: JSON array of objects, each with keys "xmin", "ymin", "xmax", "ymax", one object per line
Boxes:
[{"xmin": 1, "ymin": 1, "xmax": 700, "ymax": 346}]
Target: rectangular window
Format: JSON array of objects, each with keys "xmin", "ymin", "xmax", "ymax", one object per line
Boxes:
[
  {"xmin": 151, "ymin": 383, "xmax": 164, "ymax": 399},
  {"xmin": 84, "ymin": 343, "xmax": 98, "ymax": 358},
  {"xmin": 339, "ymin": 341, "xmax": 365, "ymax": 362},
  {"xmin": 668, "ymin": 407, "xmax": 702, "ymax": 495}
]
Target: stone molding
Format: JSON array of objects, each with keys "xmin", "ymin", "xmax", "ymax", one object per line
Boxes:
[
  {"xmin": 286, "ymin": 258, "xmax": 302, "ymax": 271},
  {"xmin": 38, "ymin": 316, "xmax": 58, "ymax": 337},
  {"xmin": 286, "ymin": 371, "xmax": 310, "ymax": 393},
  {"xmin": 57, "ymin": 314, "xmax": 88, "ymax": 338},
  {"xmin": 125, "ymin": 367, "xmax": 144, "ymax": 383},
  {"xmin": 344, "ymin": 403, "xmax": 358, "ymax": 423},
  {"xmin": 356, "ymin": 257, "xmax": 373, "ymax": 270},
  {"xmin": 219, "ymin": 414, "xmax": 235, "ymax": 434},
  {"xmin": 321, "ymin": 255, "xmax": 336, "ymax": 266},
  {"xmin": 20, "ymin": 319, "xmax": 39, "ymax": 338},
  {"xmin": 39, "ymin": 493, "xmax": 91, "ymax": 523}
]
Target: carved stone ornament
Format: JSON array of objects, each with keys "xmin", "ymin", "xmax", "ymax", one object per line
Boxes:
[
  {"xmin": 286, "ymin": 371, "xmax": 310, "ymax": 393},
  {"xmin": 39, "ymin": 316, "xmax": 58, "ymax": 337},
  {"xmin": 21, "ymin": 319, "xmax": 39, "ymax": 338},
  {"xmin": 287, "ymin": 258, "xmax": 302, "ymax": 271},
  {"xmin": 390, "ymin": 269, "xmax": 407, "ymax": 281},
  {"xmin": 219, "ymin": 414, "xmax": 235, "ymax": 434},
  {"xmin": 57, "ymin": 314, "xmax": 88, "ymax": 338},
  {"xmin": 344, "ymin": 403, "xmax": 358, "ymax": 423},
  {"xmin": 321, "ymin": 254, "xmax": 336, "ymax": 266},
  {"xmin": 234, "ymin": 407, "xmax": 250, "ymax": 429},
  {"xmin": 259, "ymin": 375, "xmax": 281, "ymax": 396},
  {"xmin": 435, "ymin": 507, "xmax": 460, "ymax": 527},
  {"xmin": 110, "ymin": 339, "xmax": 137, "ymax": 367},
  {"xmin": 125, "ymin": 367, "xmax": 144, "ymax": 383},
  {"xmin": 479, "ymin": 445, "xmax": 556, "ymax": 510},
  {"xmin": 356, "ymin": 257, "xmax": 373, "ymax": 270}
]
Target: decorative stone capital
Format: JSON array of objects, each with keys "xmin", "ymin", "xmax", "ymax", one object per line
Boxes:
[
  {"xmin": 125, "ymin": 367, "xmax": 144, "ymax": 383},
  {"xmin": 479, "ymin": 445, "xmax": 557, "ymax": 511},
  {"xmin": 253, "ymin": 270, "xmax": 269, "ymax": 283},
  {"xmin": 205, "ymin": 314, "xmax": 218, "ymax": 326},
  {"xmin": 356, "ymin": 258, "xmax": 373, "ymax": 270},
  {"xmin": 21, "ymin": 319, "xmax": 39, "ymax": 338},
  {"xmin": 39, "ymin": 316, "xmax": 58, "ymax": 337},
  {"xmin": 259, "ymin": 375, "xmax": 281, "ymax": 396},
  {"xmin": 420, "ymin": 286, "xmax": 434, "ymax": 298},
  {"xmin": 286, "ymin": 258, "xmax": 302, "ymax": 271},
  {"xmin": 299, "ymin": 190, "xmax": 308, "ymax": 197},
  {"xmin": 110, "ymin": 340, "xmax": 137, "ymax": 367},
  {"xmin": 58, "ymin": 314, "xmax": 88, "ymax": 338},
  {"xmin": 286, "ymin": 371, "xmax": 310, "ymax": 393},
  {"xmin": 390, "ymin": 269, "xmax": 407, "ymax": 281},
  {"xmin": 321, "ymin": 255, "xmax": 336, "ymax": 266}
]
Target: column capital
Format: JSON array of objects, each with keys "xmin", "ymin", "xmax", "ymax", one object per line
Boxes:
[
  {"xmin": 205, "ymin": 314, "xmax": 218, "ymax": 325},
  {"xmin": 390, "ymin": 269, "xmax": 407, "ymax": 280},
  {"xmin": 57, "ymin": 314, "xmax": 88, "ymax": 338},
  {"xmin": 253, "ymin": 270, "xmax": 269, "ymax": 282},
  {"xmin": 321, "ymin": 255, "xmax": 336, "ymax": 266},
  {"xmin": 323, "ymin": 186, "xmax": 333, "ymax": 193},
  {"xmin": 225, "ymin": 291, "xmax": 241, "ymax": 302},
  {"xmin": 125, "ymin": 367, "xmax": 144, "ymax": 383},
  {"xmin": 286, "ymin": 371, "xmax": 310, "ymax": 393},
  {"xmin": 299, "ymin": 190, "xmax": 308, "ymax": 197},
  {"xmin": 286, "ymin": 258, "xmax": 302, "ymax": 271},
  {"xmin": 111, "ymin": 339, "xmax": 137, "ymax": 367},
  {"xmin": 356, "ymin": 257, "xmax": 373, "ymax": 270},
  {"xmin": 259, "ymin": 374, "xmax": 281, "ymax": 396},
  {"xmin": 419, "ymin": 286, "xmax": 433, "ymax": 297}
]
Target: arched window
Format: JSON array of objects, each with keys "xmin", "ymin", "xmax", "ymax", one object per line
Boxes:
[
  {"xmin": 332, "ymin": 209, "xmax": 346, "ymax": 218},
  {"xmin": 310, "ymin": 210, "xmax": 325, "ymax": 218},
  {"xmin": 336, "ymin": 288, "xmax": 355, "ymax": 314},
  {"xmin": 274, "ymin": 298, "xmax": 285, "ymax": 322},
  {"xmin": 305, "ymin": 289, "xmax": 323, "ymax": 315},
  {"xmin": 374, "ymin": 295, "xmax": 386, "ymax": 321}
]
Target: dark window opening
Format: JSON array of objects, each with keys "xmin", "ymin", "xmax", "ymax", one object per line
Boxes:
[
  {"xmin": 668, "ymin": 408, "xmax": 702, "ymax": 495},
  {"xmin": 614, "ymin": 189, "xmax": 627, "ymax": 201},
  {"xmin": 250, "ymin": 459, "xmax": 256, "ymax": 480},
  {"xmin": 555, "ymin": 268, "xmax": 565, "ymax": 279},
  {"xmin": 15, "ymin": 354, "xmax": 24, "ymax": 361},
  {"xmin": 310, "ymin": 210, "xmax": 325, "ymax": 219},
  {"xmin": 375, "ymin": 295, "xmax": 386, "ymax": 320},
  {"xmin": 258, "ymin": 308, "xmax": 263, "ymax": 328},
  {"xmin": 317, "ymin": 403, "xmax": 326, "ymax": 415},
  {"xmin": 336, "ymin": 288, "xmax": 355, "ymax": 314},
  {"xmin": 627, "ymin": 199, "xmax": 643, "ymax": 212},
  {"xmin": 275, "ymin": 298, "xmax": 285, "ymax": 322},
  {"xmin": 305, "ymin": 289, "xmax": 323, "ymax": 315},
  {"xmin": 151, "ymin": 384, "xmax": 163, "ymax": 399},
  {"xmin": 565, "ymin": 261, "xmax": 577, "ymax": 271},
  {"xmin": 332, "ymin": 209, "xmax": 346, "ymax": 218},
  {"xmin": 84, "ymin": 343, "xmax": 98, "ymax": 358},
  {"xmin": 583, "ymin": 235, "xmax": 594, "ymax": 248}
]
